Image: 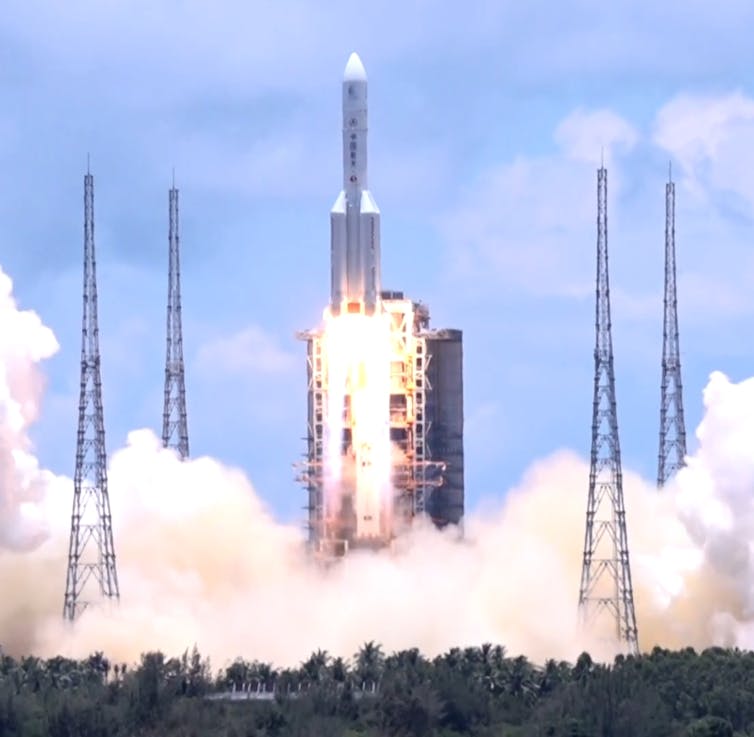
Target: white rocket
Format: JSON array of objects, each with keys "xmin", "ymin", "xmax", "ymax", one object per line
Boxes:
[{"xmin": 330, "ymin": 52, "xmax": 381, "ymax": 316}]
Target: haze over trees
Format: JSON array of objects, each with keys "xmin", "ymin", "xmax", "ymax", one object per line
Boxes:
[{"xmin": 0, "ymin": 643, "xmax": 751, "ymax": 735}]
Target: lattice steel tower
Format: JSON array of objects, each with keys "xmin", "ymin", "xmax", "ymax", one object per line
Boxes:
[
  {"xmin": 578, "ymin": 165, "xmax": 639, "ymax": 654},
  {"xmin": 63, "ymin": 168, "xmax": 120, "ymax": 621},
  {"xmin": 657, "ymin": 166, "xmax": 686, "ymax": 487},
  {"xmin": 162, "ymin": 181, "xmax": 189, "ymax": 459}
]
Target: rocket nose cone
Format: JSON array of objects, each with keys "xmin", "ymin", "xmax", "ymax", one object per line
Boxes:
[{"xmin": 344, "ymin": 52, "xmax": 367, "ymax": 82}]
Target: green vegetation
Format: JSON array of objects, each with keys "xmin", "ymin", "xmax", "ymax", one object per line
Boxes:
[{"xmin": 0, "ymin": 643, "xmax": 753, "ymax": 735}]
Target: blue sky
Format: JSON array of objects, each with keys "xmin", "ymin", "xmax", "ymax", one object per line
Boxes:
[{"xmin": 2, "ymin": 1, "xmax": 754, "ymax": 524}]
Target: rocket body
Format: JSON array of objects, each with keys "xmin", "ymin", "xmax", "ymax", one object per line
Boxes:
[{"xmin": 330, "ymin": 53, "xmax": 381, "ymax": 316}]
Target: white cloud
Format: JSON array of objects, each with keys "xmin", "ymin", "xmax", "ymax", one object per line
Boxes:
[
  {"xmin": 6, "ymin": 1, "xmax": 752, "ymax": 97},
  {"xmin": 441, "ymin": 153, "xmax": 593, "ymax": 296},
  {"xmin": 441, "ymin": 107, "xmax": 638, "ymax": 297},
  {"xmin": 644, "ymin": 92, "xmax": 754, "ymax": 326},
  {"xmin": 196, "ymin": 325, "xmax": 295, "ymax": 375},
  {"xmin": 555, "ymin": 108, "xmax": 639, "ymax": 165},
  {"xmin": 0, "ymin": 1, "xmax": 511, "ymax": 103},
  {"xmin": 653, "ymin": 92, "xmax": 754, "ymax": 205},
  {"xmin": 654, "ymin": 92, "xmax": 754, "ymax": 169},
  {"xmin": 678, "ymin": 271, "xmax": 754, "ymax": 322},
  {"xmin": 162, "ymin": 123, "xmax": 451, "ymax": 206},
  {"xmin": 171, "ymin": 130, "xmax": 326, "ymax": 199},
  {"xmin": 611, "ymin": 286, "xmax": 662, "ymax": 322},
  {"xmin": 440, "ymin": 93, "xmax": 754, "ymax": 335}
]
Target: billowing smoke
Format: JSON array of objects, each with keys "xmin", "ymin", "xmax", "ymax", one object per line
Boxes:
[
  {"xmin": 0, "ymin": 270, "xmax": 60, "ymax": 551},
  {"xmin": 638, "ymin": 373, "xmax": 754, "ymax": 650},
  {"xmin": 2, "ymin": 264, "xmax": 754, "ymax": 667}
]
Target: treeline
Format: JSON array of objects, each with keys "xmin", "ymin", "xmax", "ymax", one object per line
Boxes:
[{"xmin": 0, "ymin": 643, "xmax": 752, "ymax": 735}]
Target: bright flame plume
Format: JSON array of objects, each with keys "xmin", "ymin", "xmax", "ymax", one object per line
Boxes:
[{"xmin": 321, "ymin": 309, "xmax": 393, "ymax": 542}]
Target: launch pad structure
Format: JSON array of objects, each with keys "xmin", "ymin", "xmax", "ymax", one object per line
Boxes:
[{"xmin": 298, "ymin": 294, "xmax": 464, "ymax": 558}]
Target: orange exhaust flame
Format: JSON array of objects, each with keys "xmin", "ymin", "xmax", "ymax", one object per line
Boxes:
[{"xmin": 321, "ymin": 307, "xmax": 393, "ymax": 544}]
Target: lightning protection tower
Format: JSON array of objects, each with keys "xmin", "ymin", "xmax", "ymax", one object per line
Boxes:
[
  {"xmin": 63, "ymin": 167, "xmax": 120, "ymax": 621},
  {"xmin": 578, "ymin": 165, "xmax": 639, "ymax": 654},
  {"xmin": 657, "ymin": 166, "xmax": 686, "ymax": 487},
  {"xmin": 162, "ymin": 181, "xmax": 190, "ymax": 458}
]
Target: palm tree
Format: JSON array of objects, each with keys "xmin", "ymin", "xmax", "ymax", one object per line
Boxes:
[
  {"xmin": 330, "ymin": 656, "xmax": 349, "ymax": 685},
  {"xmin": 387, "ymin": 648, "xmax": 427, "ymax": 672},
  {"xmin": 46, "ymin": 656, "xmax": 79, "ymax": 690},
  {"xmin": 573, "ymin": 652, "xmax": 594, "ymax": 684},
  {"xmin": 539, "ymin": 658, "xmax": 571, "ymax": 695},
  {"xmin": 224, "ymin": 659, "xmax": 252, "ymax": 691},
  {"xmin": 440, "ymin": 647, "xmax": 462, "ymax": 670},
  {"xmin": 354, "ymin": 641, "xmax": 384, "ymax": 691},
  {"xmin": 20, "ymin": 656, "xmax": 46, "ymax": 692},
  {"xmin": 253, "ymin": 662, "xmax": 276, "ymax": 693},
  {"xmin": 276, "ymin": 667, "xmax": 300, "ymax": 695},
  {"xmin": 508, "ymin": 655, "xmax": 537, "ymax": 704},
  {"xmin": 85, "ymin": 651, "xmax": 111, "ymax": 684},
  {"xmin": 300, "ymin": 649, "xmax": 330, "ymax": 687}
]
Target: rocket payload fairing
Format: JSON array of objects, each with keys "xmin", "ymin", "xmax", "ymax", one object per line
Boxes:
[{"xmin": 330, "ymin": 52, "xmax": 381, "ymax": 316}]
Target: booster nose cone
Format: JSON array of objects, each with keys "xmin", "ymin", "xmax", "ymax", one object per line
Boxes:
[{"xmin": 344, "ymin": 52, "xmax": 367, "ymax": 82}]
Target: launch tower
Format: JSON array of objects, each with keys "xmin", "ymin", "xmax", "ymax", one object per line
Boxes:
[
  {"xmin": 657, "ymin": 166, "xmax": 686, "ymax": 487},
  {"xmin": 297, "ymin": 54, "xmax": 464, "ymax": 559},
  {"xmin": 63, "ymin": 168, "xmax": 120, "ymax": 621},
  {"xmin": 162, "ymin": 181, "xmax": 190, "ymax": 459},
  {"xmin": 578, "ymin": 165, "xmax": 639, "ymax": 654}
]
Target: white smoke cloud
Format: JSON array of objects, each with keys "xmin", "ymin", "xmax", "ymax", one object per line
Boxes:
[
  {"xmin": 657, "ymin": 372, "xmax": 754, "ymax": 645},
  {"xmin": 25, "ymin": 370, "xmax": 754, "ymax": 669},
  {"xmin": 3, "ymin": 263, "xmax": 754, "ymax": 667},
  {"xmin": 0, "ymin": 269, "xmax": 60, "ymax": 551}
]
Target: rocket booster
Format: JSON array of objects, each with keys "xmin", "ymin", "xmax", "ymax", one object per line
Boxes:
[{"xmin": 330, "ymin": 53, "xmax": 381, "ymax": 316}]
